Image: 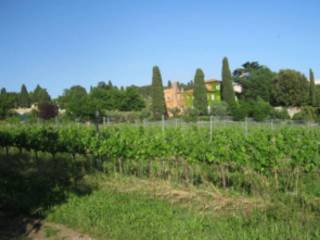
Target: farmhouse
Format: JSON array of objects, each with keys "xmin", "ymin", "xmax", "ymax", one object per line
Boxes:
[{"xmin": 164, "ymin": 80, "xmax": 241, "ymax": 115}]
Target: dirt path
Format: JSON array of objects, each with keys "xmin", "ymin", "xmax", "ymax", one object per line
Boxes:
[{"xmin": 0, "ymin": 212, "xmax": 93, "ymax": 240}]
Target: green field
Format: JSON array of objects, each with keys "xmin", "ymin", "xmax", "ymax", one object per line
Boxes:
[{"xmin": 0, "ymin": 123, "xmax": 320, "ymax": 239}]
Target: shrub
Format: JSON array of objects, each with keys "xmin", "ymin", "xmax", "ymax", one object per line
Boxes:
[
  {"xmin": 292, "ymin": 107, "xmax": 317, "ymax": 122},
  {"xmin": 210, "ymin": 102, "xmax": 229, "ymax": 118},
  {"xmin": 182, "ymin": 108, "xmax": 199, "ymax": 122},
  {"xmin": 272, "ymin": 108, "xmax": 290, "ymax": 120},
  {"xmin": 251, "ymin": 98, "xmax": 272, "ymax": 121},
  {"xmin": 38, "ymin": 102, "xmax": 59, "ymax": 120}
]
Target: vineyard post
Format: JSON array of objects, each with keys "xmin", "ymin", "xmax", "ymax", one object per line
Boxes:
[
  {"xmin": 107, "ymin": 117, "xmax": 111, "ymax": 125},
  {"xmin": 162, "ymin": 115, "xmax": 165, "ymax": 134},
  {"xmin": 270, "ymin": 119, "xmax": 274, "ymax": 131},
  {"xmin": 103, "ymin": 117, "xmax": 106, "ymax": 125},
  {"xmin": 209, "ymin": 115, "xmax": 213, "ymax": 142},
  {"xmin": 175, "ymin": 118, "xmax": 178, "ymax": 128},
  {"xmin": 244, "ymin": 117, "xmax": 248, "ymax": 138}
]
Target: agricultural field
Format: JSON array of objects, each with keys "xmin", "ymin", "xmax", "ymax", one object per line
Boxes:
[{"xmin": 0, "ymin": 123, "xmax": 320, "ymax": 239}]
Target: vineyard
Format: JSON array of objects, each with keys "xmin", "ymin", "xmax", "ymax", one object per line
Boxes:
[
  {"xmin": 1, "ymin": 123, "xmax": 320, "ymax": 239},
  {"xmin": 1, "ymin": 123, "xmax": 320, "ymax": 188}
]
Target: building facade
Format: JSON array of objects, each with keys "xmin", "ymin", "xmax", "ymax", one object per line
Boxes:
[{"xmin": 164, "ymin": 80, "xmax": 242, "ymax": 116}]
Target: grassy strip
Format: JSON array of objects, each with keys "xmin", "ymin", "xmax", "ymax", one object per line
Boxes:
[{"xmin": 47, "ymin": 178, "xmax": 320, "ymax": 240}]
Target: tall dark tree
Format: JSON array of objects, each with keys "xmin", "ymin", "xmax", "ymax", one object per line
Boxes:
[
  {"xmin": 1, "ymin": 88, "xmax": 6, "ymax": 94},
  {"xmin": 19, "ymin": 84, "xmax": 31, "ymax": 108},
  {"xmin": 167, "ymin": 80, "xmax": 172, "ymax": 88},
  {"xmin": 309, "ymin": 69, "xmax": 316, "ymax": 106},
  {"xmin": 151, "ymin": 66, "xmax": 167, "ymax": 120},
  {"xmin": 221, "ymin": 57, "xmax": 235, "ymax": 105},
  {"xmin": 193, "ymin": 68, "xmax": 208, "ymax": 115}
]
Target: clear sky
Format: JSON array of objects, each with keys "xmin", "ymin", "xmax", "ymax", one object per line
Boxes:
[{"xmin": 0, "ymin": 0, "xmax": 319, "ymax": 97}]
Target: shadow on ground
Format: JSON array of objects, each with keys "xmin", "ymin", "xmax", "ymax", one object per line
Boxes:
[{"xmin": 0, "ymin": 149, "xmax": 94, "ymax": 239}]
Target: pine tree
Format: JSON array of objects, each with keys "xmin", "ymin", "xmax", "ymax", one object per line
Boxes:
[
  {"xmin": 221, "ymin": 57, "xmax": 235, "ymax": 105},
  {"xmin": 151, "ymin": 66, "xmax": 167, "ymax": 120},
  {"xmin": 193, "ymin": 68, "xmax": 208, "ymax": 115},
  {"xmin": 309, "ymin": 69, "xmax": 316, "ymax": 106},
  {"xmin": 19, "ymin": 84, "xmax": 31, "ymax": 108},
  {"xmin": 167, "ymin": 80, "xmax": 172, "ymax": 88}
]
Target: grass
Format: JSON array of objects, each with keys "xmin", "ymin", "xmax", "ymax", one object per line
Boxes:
[
  {"xmin": 1, "ymin": 148, "xmax": 320, "ymax": 239},
  {"xmin": 44, "ymin": 226, "xmax": 59, "ymax": 238},
  {"xmin": 47, "ymin": 176, "xmax": 320, "ymax": 240}
]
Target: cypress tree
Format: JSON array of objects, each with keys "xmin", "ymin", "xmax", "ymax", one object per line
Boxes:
[
  {"xmin": 19, "ymin": 84, "xmax": 31, "ymax": 108},
  {"xmin": 309, "ymin": 69, "xmax": 316, "ymax": 106},
  {"xmin": 193, "ymin": 68, "xmax": 208, "ymax": 115},
  {"xmin": 151, "ymin": 66, "xmax": 167, "ymax": 120},
  {"xmin": 221, "ymin": 57, "xmax": 235, "ymax": 105}
]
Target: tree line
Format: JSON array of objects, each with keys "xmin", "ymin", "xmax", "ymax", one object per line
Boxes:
[
  {"xmin": 1, "ymin": 57, "xmax": 319, "ymax": 122},
  {"xmin": 150, "ymin": 57, "xmax": 320, "ymax": 121}
]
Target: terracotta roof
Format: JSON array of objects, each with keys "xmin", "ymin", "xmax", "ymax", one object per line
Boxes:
[{"xmin": 205, "ymin": 79, "xmax": 221, "ymax": 83}]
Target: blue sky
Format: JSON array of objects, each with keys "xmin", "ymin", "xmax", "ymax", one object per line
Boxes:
[{"xmin": 0, "ymin": 0, "xmax": 319, "ymax": 97}]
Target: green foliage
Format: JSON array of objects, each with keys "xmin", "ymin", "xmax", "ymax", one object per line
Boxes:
[
  {"xmin": 229, "ymin": 101, "xmax": 251, "ymax": 121},
  {"xmin": 18, "ymin": 84, "xmax": 31, "ymax": 108},
  {"xmin": 182, "ymin": 108, "xmax": 199, "ymax": 122},
  {"xmin": 229, "ymin": 99, "xmax": 272, "ymax": 121},
  {"xmin": 238, "ymin": 66, "xmax": 275, "ymax": 102},
  {"xmin": 233, "ymin": 61, "xmax": 263, "ymax": 77},
  {"xmin": 193, "ymin": 68, "xmax": 208, "ymax": 115},
  {"xmin": 251, "ymin": 98, "xmax": 272, "ymax": 121},
  {"xmin": 221, "ymin": 57, "xmax": 235, "ymax": 105},
  {"xmin": 309, "ymin": 69, "xmax": 316, "ymax": 106},
  {"xmin": 210, "ymin": 102, "xmax": 229, "ymax": 117},
  {"xmin": 0, "ymin": 91, "xmax": 16, "ymax": 118},
  {"xmin": 272, "ymin": 108, "xmax": 290, "ymax": 120},
  {"xmin": 292, "ymin": 107, "xmax": 317, "ymax": 122},
  {"xmin": 151, "ymin": 66, "xmax": 167, "ymax": 120},
  {"xmin": 119, "ymin": 87, "xmax": 145, "ymax": 111},
  {"xmin": 31, "ymin": 85, "xmax": 51, "ymax": 104},
  {"xmin": 58, "ymin": 85, "xmax": 94, "ymax": 121},
  {"xmin": 272, "ymin": 69, "xmax": 309, "ymax": 106}
]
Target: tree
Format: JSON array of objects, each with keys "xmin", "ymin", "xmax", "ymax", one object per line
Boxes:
[
  {"xmin": 119, "ymin": 87, "xmax": 145, "ymax": 111},
  {"xmin": 233, "ymin": 61, "xmax": 263, "ymax": 78},
  {"xmin": 221, "ymin": 57, "xmax": 235, "ymax": 105},
  {"xmin": 32, "ymin": 85, "xmax": 51, "ymax": 104},
  {"xmin": 272, "ymin": 69, "xmax": 309, "ymax": 107},
  {"xmin": 309, "ymin": 69, "xmax": 316, "ymax": 106},
  {"xmin": 167, "ymin": 80, "xmax": 172, "ymax": 88},
  {"xmin": 58, "ymin": 85, "xmax": 93, "ymax": 120},
  {"xmin": 193, "ymin": 68, "xmax": 208, "ymax": 115},
  {"xmin": 239, "ymin": 66, "xmax": 275, "ymax": 102},
  {"xmin": 151, "ymin": 66, "xmax": 167, "ymax": 120},
  {"xmin": 38, "ymin": 102, "xmax": 58, "ymax": 120},
  {"xmin": 19, "ymin": 84, "xmax": 31, "ymax": 108},
  {"xmin": 0, "ymin": 91, "xmax": 15, "ymax": 118}
]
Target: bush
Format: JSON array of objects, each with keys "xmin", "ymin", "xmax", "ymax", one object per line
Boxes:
[
  {"xmin": 251, "ymin": 98, "xmax": 272, "ymax": 121},
  {"xmin": 210, "ymin": 102, "xmax": 229, "ymax": 118},
  {"xmin": 292, "ymin": 107, "xmax": 317, "ymax": 122},
  {"xmin": 38, "ymin": 102, "xmax": 59, "ymax": 120},
  {"xmin": 229, "ymin": 101, "xmax": 251, "ymax": 121},
  {"xmin": 229, "ymin": 98, "xmax": 272, "ymax": 122},
  {"xmin": 272, "ymin": 108, "xmax": 290, "ymax": 120},
  {"xmin": 182, "ymin": 108, "xmax": 199, "ymax": 122}
]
